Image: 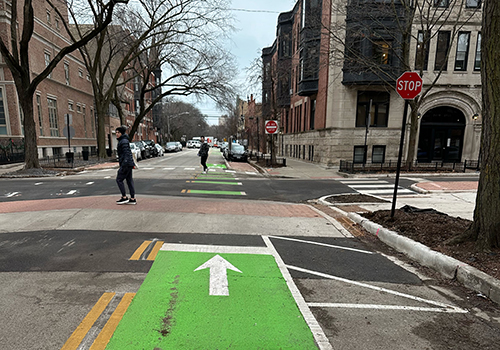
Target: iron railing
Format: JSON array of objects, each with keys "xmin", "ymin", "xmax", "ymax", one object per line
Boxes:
[{"xmin": 339, "ymin": 159, "xmax": 480, "ymax": 173}]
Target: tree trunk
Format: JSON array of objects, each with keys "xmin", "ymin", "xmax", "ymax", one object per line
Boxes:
[
  {"xmin": 95, "ymin": 102, "xmax": 108, "ymax": 159},
  {"xmin": 18, "ymin": 90, "xmax": 40, "ymax": 169},
  {"xmin": 466, "ymin": 1, "xmax": 500, "ymax": 250}
]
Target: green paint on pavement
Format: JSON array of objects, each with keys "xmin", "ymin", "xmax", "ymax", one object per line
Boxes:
[
  {"xmin": 106, "ymin": 251, "xmax": 317, "ymax": 349},
  {"xmin": 190, "ymin": 181, "xmax": 241, "ymax": 185},
  {"xmin": 207, "ymin": 163, "xmax": 227, "ymax": 169},
  {"xmin": 187, "ymin": 189, "xmax": 245, "ymax": 195}
]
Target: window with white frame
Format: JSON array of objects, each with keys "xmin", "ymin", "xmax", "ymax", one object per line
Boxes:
[
  {"xmin": 36, "ymin": 95, "xmax": 43, "ymax": 136},
  {"xmin": 48, "ymin": 97, "xmax": 59, "ymax": 136},
  {"xmin": 44, "ymin": 52, "xmax": 51, "ymax": 78},
  {"xmin": 372, "ymin": 145, "xmax": 386, "ymax": 163},
  {"xmin": 83, "ymin": 106, "xmax": 88, "ymax": 138},
  {"xmin": 466, "ymin": 0, "xmax": 481, "ymax": 8},
  {"xmin": 455, "ymin": 32, "xmax": 470, "ymax": 71},
  {"xmin": 68, "ymin": 101, "xmax": 74, "ymax": 111},
  {"xmin": 64, "ymin": 62, "xmax": 70, "ymax": 85},
  {"xmin": 0, "ymin": 88, "xmax": 7, "ymax": 135},
  {"xmin": 474, "ymin": 32, "xmax": 481, "ymax": 71}
]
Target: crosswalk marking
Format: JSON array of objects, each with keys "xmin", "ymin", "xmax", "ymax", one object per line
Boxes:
[
  {"xmin": 6, "ymin": 192, "xmax": 20, "ymax": 197},
  {"xmin": 339, "ymin": 179, "xmax": 416, "ymax": 197},
  {"xmin": 183, "ymin": 189, "xmax": 246, "ymax": 196}
]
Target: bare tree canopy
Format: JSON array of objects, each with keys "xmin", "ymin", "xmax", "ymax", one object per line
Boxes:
[
  {"xmin": 71, "ymin": 0, "xmax": 237, "ymax": 156},
  {"xmin": 0, "ymin": 0, "xmax": 128, "ymax": 168}
]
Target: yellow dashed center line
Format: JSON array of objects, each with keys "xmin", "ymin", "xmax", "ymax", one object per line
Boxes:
[
  {"xmin": 129, "ymin": 240, "xmax": 152, "ymax": 260},
  {"xmin": 146, "ymin": 241, "xmax": 164, "ymax": 261}
]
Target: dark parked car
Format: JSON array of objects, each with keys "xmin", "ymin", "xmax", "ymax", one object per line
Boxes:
[
  {"xmin": 225, "ymin": 144, "xmax": 248, "ymax": 162},
  {"xmin": 144, "ymin": 140, "xmax": 158, "ymax": 157},
  {"xmin": 134, "ymin": 141, "xmax": 150, "ymax": 159}
]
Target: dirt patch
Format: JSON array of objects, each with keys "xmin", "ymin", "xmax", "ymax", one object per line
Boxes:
[
  {"xmin": 361, "ymin": 207, "xmax": 500, "ymax": 280},
  {"xmin": 325, "ymin": 194, "xmax": 388, "ymax": 203}
]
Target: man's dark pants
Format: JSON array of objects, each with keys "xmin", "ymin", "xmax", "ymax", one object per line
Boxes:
[
  {"xmin": 201, "ymin": 155, "xmax": 208, "ymax": 171},
  {"xmin": 116, "ymin": 166, "xmax": 135, "ymax": 198}
]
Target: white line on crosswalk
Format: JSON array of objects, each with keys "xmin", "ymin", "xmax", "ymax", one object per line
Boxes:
[
  {"xmin": 184, "ymin": 167, "xmax": 195, "ymax": 170},
  {"xmin": 6, "ymin": 192, "xmax": 20, "ymax": 197},
  {"xmin": 357, "ymin": 189, "xmax": 415, "ymax": 195},
  {"xmin": 163, "ymin": 168, "xmax": 175, "ymax": 170},
  {"xmin": 349, "ymin": 184, "xmax": 396, "ymax": 189},
  {"xmin": 34, "ymin": 182, "xmax": 43, "ymax": 186},
  {"xmin": 340, "ymin": 180, "xmax": 389, "ymax": 184}
]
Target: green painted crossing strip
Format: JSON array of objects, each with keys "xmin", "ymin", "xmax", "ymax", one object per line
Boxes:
[
  {"xmin": 189, "ymin": 180, "xmax": 242, "ymax": 185},
  {"xmin": 186, "ymin": 189, "xmax": 246, "ymax": 195},
  {"xmin": 206, "ymin": 163, "xmax": 227, "ymax": 169},
  {"xmin": 105, "ymin": 248, "xmax": 318, "ymax": 349}
]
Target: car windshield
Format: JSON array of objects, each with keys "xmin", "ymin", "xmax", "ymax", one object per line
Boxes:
[
  {"xmin": 130, "ymin": 144, "xmax": 136, "ymax": 149},
  {"xmin": 231, "ymin": 145, "xmax": 244, "ymax": 152},
  {"xmin": 166, "ymin": 142, "xmax": 176, "ymax": 147}
]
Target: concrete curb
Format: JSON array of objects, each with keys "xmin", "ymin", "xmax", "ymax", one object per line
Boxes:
[{"xmin": 346, "ymin": 211, "xmax": 500, "ymax": 305}]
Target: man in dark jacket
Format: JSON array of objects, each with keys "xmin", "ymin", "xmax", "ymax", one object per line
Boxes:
[
  {"xmin": 198, "ymin": 136, "xmax": 210, "ymax": 173},
  {"xmin": 115, "ymin": 126, "xmax": 136, "ymax": 204}
]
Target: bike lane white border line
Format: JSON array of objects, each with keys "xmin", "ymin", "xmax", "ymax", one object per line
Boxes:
[{"xmin": 160, "ymin": 240, "xmax": 334, "ymax": 350}]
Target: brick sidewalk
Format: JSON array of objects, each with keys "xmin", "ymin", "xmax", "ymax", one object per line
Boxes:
[
  {"xmin": 416, "ymin": 181, "xmax": 478, "ymax": 191},
  {"xmin": 0, "ymin": 195, "xmax": 320, "ymax": 218}
]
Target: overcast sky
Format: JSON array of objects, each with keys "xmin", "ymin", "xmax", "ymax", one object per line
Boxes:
[{"xmin": 194, "ymin": 0, "xmax": 296, "ymax": 124}]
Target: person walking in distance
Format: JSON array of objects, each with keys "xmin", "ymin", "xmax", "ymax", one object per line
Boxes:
[
  {"xmin": 198, "ymin": 136, "xmax": 210, "ymax": 173},
  {"xmin": 115, "ymin": 126, "xmax": 137, "ymax": 204}
]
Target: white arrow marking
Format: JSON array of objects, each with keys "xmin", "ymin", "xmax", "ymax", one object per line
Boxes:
[
  {"xmin": 34, "ymin": 182, "xmax": 43, "ymax": 186},
  {"xmin": 6, "ymin": 192, "xmax": 20, "ymax": 197},
  {"xmin": 86, "ymin": 182, "xmax": 94, "ymax": 185},
  {"xmin": 194, "ymin": 255, "xmax": 242, "ymax": 296},
  {"xmin": 66, "ymin": 190, "xmax": 77, "ymax": 195}
]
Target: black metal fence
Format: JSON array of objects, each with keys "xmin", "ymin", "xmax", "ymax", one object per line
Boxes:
[
  {"xmin": 249, "ymin": 151, "xmax": 287, "ymax": 167},
  {"xmin": 339, "ymin": 159, "xmax": 480, "ymax": 174}
]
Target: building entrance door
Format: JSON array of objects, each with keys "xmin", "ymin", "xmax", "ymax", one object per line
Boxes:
[{"xmin": 417, "ymin": 107, "xmax": 465, "ymax": 162}]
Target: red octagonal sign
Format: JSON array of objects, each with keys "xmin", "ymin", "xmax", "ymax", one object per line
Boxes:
[
  {"xmin": 396, "ymin": 72, "xmax": 423, "ymax": 100},
  {"xmin": 265, "ymin": 120, "xmax": 279, "ymax": 134}
]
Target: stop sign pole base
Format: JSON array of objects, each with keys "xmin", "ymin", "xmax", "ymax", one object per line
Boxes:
[{"xmin": 391, "ymin": 100, "xmax": 410, "ymax": 218}]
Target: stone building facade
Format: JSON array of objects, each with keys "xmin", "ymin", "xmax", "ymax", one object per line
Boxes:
[{"xmin": 263, "ymin": 0, "xmax": 482, "ymax": 166}]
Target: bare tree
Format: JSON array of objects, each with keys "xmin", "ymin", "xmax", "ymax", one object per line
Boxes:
[
  {"xmin": 0, "ymin": 0, "xmax": 128, "ymax": 168},
  {"xmin": 464, "ymin": 1, "xmax": 500, "ymax": 250},
  {"xmin": 70, "ymin": 0, "xmax": 236, "ymax": 157},
  {"xmin": 328, "ymin": 0, "xmax": 481, "ymax": 166},
  {"xmin": 160, "ymin": 100, "xmax": 208, "ymax": 142}
]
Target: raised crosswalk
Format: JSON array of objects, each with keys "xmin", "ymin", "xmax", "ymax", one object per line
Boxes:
[{"xmin": 339, "ymin": 179, "xmax": 416, "ymax": 197}]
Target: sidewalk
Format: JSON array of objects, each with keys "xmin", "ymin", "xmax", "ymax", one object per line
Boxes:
[{"xmin": 250, "ymin": 157, "xmax": 341, "ymax": 179}]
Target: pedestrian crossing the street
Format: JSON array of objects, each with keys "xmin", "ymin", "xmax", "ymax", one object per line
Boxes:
[{"xmin": 339, "ymin": 179, "xmax": 416, "ymax": 197}]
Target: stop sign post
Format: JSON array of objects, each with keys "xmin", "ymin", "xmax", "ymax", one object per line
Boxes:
[
  {"xmin": 391, "ymin": 72, "xmax": 423, "ymax": 218},
  {"xmin": 265, "ymin": 120, "xmax": 279, "ymax": 134}
]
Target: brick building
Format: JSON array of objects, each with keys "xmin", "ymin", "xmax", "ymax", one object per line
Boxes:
[{"xmin": 0, "ymin": 0, "xmax": 97, "ymax": 157}]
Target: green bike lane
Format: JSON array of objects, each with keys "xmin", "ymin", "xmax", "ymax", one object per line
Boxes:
[{"xmin": 105, "ymin": 242, "xmax": 323, "ymax": 349}]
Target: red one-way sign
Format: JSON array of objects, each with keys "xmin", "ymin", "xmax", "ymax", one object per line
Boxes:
[
  {"xmin": 396, "ymin": 72, "xmax": 423, "ymax": 100},
  {"xmin": 265, "ymin": 120, "xmax": 279, "ymax": 134}
]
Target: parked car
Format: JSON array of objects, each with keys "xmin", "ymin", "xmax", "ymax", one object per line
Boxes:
[
  {"xmin": 155, "ymin": 144, "xmax": 164, "ymax": 156},
  {"xmin": 165, "ymin": 142, "xmax": 179, "ymax": 152},
  {"xmin": 129, "ymin": 142, "xmax": 142, "ymax": 161},
  {"xmin": 175, "ymin": 142, "xmax": 183, "ymax": 151},
  {"xmin": 144, "ymin": 140, "xmax": 158, "ymax": 157},
  {"xmin": 225, "ymin": 144, "xmax": 248, "ymax": 162},
  {"xmin": 219, "ymin": 142, "xmax": 228, "ymax": 153},
  {"xmin": 134, "ymin": 141, "xmax": 150, "ymax": 159}
]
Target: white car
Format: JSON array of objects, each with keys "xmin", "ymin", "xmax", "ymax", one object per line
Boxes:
[
  {"xmin": 155, "ymin": 144, "xmax": 164, "ymax": 156},
  {"xmin": 187, "ymin": 140, "xmax": 201, "ymax": 148},
  {"xmin": 129, "ymin": 142, "xmax": 141, "ymax": 161}
]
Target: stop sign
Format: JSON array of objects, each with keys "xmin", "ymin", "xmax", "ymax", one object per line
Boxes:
[
  {"xmin": 396, "ymin": 72, "xmax": 423, "ymax": 100},
  {"xmin": 265, "ymin": 120, "xmax": 279, "ymax": 134}
]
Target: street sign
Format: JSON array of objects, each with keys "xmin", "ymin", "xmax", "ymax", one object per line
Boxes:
[
  {"xmin": 396, "ymin": 72, "xmax": 423, "ymax": 100},
  {"xmin": 265, "ymin": 120, "xmax": 279, "ymax": 134},
  {"xmin": 63, "ymin": 125, "xmax": 76, "ymax": 139}
]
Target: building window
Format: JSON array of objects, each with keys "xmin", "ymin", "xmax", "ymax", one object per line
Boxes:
[
  {"xmin": 474, "ymin": 32, "xmax": 481, "ymax": 71},
  {"xmin": 44, "ymin": 52, "xmax": 51, "ymax": 78},
  {"xmin": 68, "ymin": 101, "xmax": 74, "ymax": 111},
  {"xmin": 434, "ymin": 0, "xmax": 449, "ymax": 7},
  {"xmin": 48, "ymin": 98, "xmax": 59, "ymax": 137},
  {"xmin": 434, "ymin": 31, "xmax": 451, "ymax": 71},
  {"xmin": 36, "ymin": 95, "xmax": 43, "ymax": 136},
  {"xmin": 0, "ymin": 88, "xmax": 7, "ymax": 135},
  {"xmin": 455, "ymin": 32, "xmax": 470, "ymax": 71},
  {"xmin": 415, "ymin": 31, "xmax": 429, "ymax": 70},
  {"xmin": 466, "ymin": 0, "xmax": 481, "ymax": 8},
  {"xmin": 353, "ymin": 146, "xmax": 367, "ymax": 164},
  {"xmin": 64, "ymin": 62, "xmax": 70, "ymax": 85},
  {"xmin": 372, "ymin": 145, "xmax": 386, "ymax": 163},
  {"xmin": 79, "ymin": 69, "xmax": 83, "ymax": 78},
  {"xmin": 55, "ymin": 18, "xmax": 60, "ymax": 31},
  {"xmin": 310, "ymin": 99, "xmax": 316, "ymax": 130},
  {"xmin": 356, "ymin": 91, "xmax": 390, "ymax": 127},
  {"xmin": 373, "ymin": 40, "xmax": 391, "ymax": 65},
  {"xmin": 83, "ymin": 107, "xmax": 88, "ymax": 138},
  {"xmin": 46, "ymin": 10, "xmax": 51, "ymax": 24}
]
